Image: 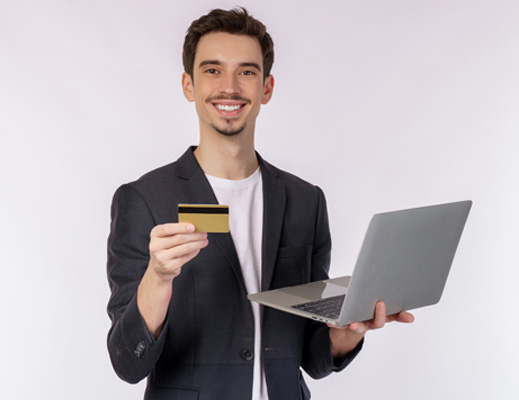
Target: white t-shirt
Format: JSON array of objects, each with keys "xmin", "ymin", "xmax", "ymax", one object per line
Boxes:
[{"xmin": 206, "ymin": 167, "xmax": 268, "ymax": 400}]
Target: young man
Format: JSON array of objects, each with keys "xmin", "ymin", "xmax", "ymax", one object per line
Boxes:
[{"xmin": 107, "ymin": 8, "xmax": 413, "ymax": 400}]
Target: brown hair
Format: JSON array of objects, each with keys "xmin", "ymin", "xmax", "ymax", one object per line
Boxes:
[{"xmin": 182, "ymin": 7, "xmax": 274, "ymax": 80}]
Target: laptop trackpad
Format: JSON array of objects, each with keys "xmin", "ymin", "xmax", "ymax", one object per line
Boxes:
[{"xmin": 280, "ymin": 280, "xmax": 348, "ymax": 301}]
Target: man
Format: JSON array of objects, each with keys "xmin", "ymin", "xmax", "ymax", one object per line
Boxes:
[{"xmin": 107, "ymin": 8, "xmax": 413, "ymax": 400}]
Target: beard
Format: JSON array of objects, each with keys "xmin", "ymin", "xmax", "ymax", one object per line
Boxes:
[{"xmin": 211, "ymin": 121, "xmax": 246, "ymax": 137}]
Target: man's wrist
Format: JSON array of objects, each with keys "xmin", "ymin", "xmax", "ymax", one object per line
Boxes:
[
  {"xmin": 137, "ymin": 267, "xmax": 173, "ymax": 339},
  {"xmin": 329, "ymin": 327, "xmax": 365, "ymax": 359}
]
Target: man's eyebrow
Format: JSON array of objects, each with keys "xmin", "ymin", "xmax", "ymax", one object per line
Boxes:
[
  {"xmin": 198, "ymin": 60, "xmax": 222, "ymax": 68},
  {"xmin": 197, "ymin": 60, "xmax": 262, "ymax": 71},
  {"xmin": 239, "ymin": 62, "xmax": 262, "ymax": 71}
]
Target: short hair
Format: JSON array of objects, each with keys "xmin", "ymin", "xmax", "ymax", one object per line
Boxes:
[{"xmin": 182, "ymin": 7, "xmax": 274, "ymax": 80}]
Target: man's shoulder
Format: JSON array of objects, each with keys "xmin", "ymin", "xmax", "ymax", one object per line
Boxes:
[
  {"xmin": 115, "ymin": 162, "xmax": 177, "ymax": 201},
  {"xmin": 111, "ymin": 150, "xmax": 197, "ymax": 221},
  {"xmin": 125, "ymin": 147, "xmax": 196, "ymax": 192},
  {"xmin": 136, "ymin": 161, "xmax": 179, "ymax": 185},
  {"xmin": 110, "ymin": 161, "xmax": 180, "ymax": 214}
]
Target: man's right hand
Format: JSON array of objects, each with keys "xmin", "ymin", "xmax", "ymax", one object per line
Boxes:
[
  {"xmin": 138, "ymin": 222, "xmax": 208, "ymax": 338},
  {"xmin": 148, "ymin": 222, "xmax": 208, "ymax": 282}
]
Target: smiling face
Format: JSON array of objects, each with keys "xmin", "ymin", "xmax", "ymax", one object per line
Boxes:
[{"xmin": 182, "ymin": 32, "xmax": 274, "ymax": 139}]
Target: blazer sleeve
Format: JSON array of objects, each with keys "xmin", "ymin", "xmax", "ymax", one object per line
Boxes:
[
  {"xmin": 106, "ymin": 184, "xmax": 168, "ymax": 384},
  {"xmin": 301, "ymin": 186, "xmax": 363, "ymax": 379}
]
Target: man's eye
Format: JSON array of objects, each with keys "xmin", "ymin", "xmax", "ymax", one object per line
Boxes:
[
  {"xmin": 242, "ymin": 70, "xmax": 255, "ymax": 76},
  {"xmin": 206, "ymin": 68, "xmax": 218, "ymax": 74}
]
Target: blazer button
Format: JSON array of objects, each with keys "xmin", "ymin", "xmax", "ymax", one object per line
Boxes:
[
  {"xmin": 133, "ymin": 340, "xmax": 146, "ymax": 358},
  {"xmin": 241, "ymin": 349, "xmax": 254, "ymax": 361}
]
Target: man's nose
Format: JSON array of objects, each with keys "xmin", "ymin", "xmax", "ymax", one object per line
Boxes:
[{"xmin": 220, "ymin": 73, "xmax": 239, "ymax": 94}]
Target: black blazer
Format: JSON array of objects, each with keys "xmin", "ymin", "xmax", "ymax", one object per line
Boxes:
[{"xmin": 107, "ymin": 147, "xmax": 362, "ymax": 400}]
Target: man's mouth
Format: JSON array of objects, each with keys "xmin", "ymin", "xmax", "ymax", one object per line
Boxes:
[
  {"xmin": 214, "ymin": 104, "xmax": 243, "ymax": 112},
  {"xmin": 208, "ymin": 95, "xmax": 250, "ymax": 115}
]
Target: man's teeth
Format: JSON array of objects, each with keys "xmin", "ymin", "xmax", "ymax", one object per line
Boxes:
[{"xmin": 215, "ymin": 104, "xmax": 241, "ymax": 112}]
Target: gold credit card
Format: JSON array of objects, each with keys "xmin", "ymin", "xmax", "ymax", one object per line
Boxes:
[{"xmin": 178, "ymin": 204, "xmax": 229, "ymax": 233}]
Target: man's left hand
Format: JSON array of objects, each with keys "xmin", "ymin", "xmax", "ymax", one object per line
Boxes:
[{"xmin": 328, "ymin": 301, "xmax": 415, "ymax": 359}]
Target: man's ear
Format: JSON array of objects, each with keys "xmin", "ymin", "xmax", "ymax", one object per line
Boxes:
[
  {"xmin": 182, "ymin": 72, "xmax": 195, "ymax": 102},
  {"xmin": 261, "ymin": 75, "xmax": 274, "ymax": 105}
]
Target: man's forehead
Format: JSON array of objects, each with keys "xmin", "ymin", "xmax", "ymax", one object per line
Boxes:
[{"xmin": 194, "ymin": 32, "xmax": 263, "ymax": 68}]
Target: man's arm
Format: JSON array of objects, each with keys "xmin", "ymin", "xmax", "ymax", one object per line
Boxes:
[
  {"xmin": 137, "ymin": 223, "xmax": 208, "ymax": 338},
  {"xmin": 106, "ymin": 184, "xmax": 207, "ymax": 383}
]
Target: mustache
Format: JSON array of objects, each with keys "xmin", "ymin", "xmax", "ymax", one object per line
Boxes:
[{"xmin": 206, "ymin": 95, "xmax": 251, "ymax": 104}]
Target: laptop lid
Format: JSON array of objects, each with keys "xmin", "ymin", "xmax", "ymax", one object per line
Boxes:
[
  {"xmin": 337, "ymin": 200, "xmax": 472, "ymax": 325},
  {"xmin": 248, "ymin": 201, "xmax": 472, "ymax": 326}
]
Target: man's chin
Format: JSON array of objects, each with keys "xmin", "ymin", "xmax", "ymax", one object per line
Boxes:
[{"xmin": 213, "ymin": 123, "xmax": 246, "ymax": 137}]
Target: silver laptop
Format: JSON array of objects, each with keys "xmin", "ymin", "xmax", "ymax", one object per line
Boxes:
[{"xmin": 248, "ymin": 200, "xmax": 472, "ymax": 326}]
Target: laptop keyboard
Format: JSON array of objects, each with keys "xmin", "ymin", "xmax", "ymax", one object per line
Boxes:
[{"xmin": 291, "ymin": 295, "xmax": 345, "ymax": 320}]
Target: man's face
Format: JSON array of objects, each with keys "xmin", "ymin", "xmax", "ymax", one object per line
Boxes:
[{"xmin": 182, "ymin": 32, "xmax": 274, "ymax": 138}]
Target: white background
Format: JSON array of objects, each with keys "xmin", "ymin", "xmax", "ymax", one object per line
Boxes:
[{"xmin": 1, "ymin": 0, "xmax": 518, "ymax": 399}]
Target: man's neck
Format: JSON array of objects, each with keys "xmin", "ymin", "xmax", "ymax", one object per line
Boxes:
[{"xmin": 194, "ymin": 136, "xmax": 258, "ymax": 180}]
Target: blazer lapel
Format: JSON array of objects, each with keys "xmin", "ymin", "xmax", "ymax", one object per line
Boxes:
[
  {"xmin": 176, "ymin": 147, "xmax": 245, "ymax": 291},
  {"xmin": 258, "ymin": 155, "xmax": 286, "ymax": 291}
]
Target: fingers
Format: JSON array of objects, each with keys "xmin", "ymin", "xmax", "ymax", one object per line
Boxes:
[
  {"xmin": 386, "ymin": 310, "xmax": 415, "ymax": 324},
  {"xmin": 152, "ymin": 238, "xmax": 207, "ymax": 265},
  {"xmin": 150, "ymin": 225, "xmax": 207, "ymax": 252},
  {"xmin": 346, "ymin": 321, "xmax": 365, "ymax": 334},
  {"xmin": 375, "ymin": 302, "xmax": 415, "ymax": 325},
  {"xmin": 148, "ymin": 223, "xmax": 209, "ymax": 280},
  {"xmin": 327, "ymin": 322, "xmax": 364, "ymax": 334},
  {"xmin": 329, "ymin": 301, "xmax": 387, "ymax": 334},
  {"xmin": 332, "ymin": 302, "xmax": 414, "ymax": 341},
  {"xmin": 347, "ymin": 302, "xmax": 388, "ymax": 333},
  {"xmin": 151, "ymin": 222, "xmax": 196, "ymax": 237},
  {"xmin": 371, "ymin": 301, "xmax": 387, "ymax": 329}
]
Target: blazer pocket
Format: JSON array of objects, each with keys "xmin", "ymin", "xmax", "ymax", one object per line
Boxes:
[
  {"xmin": 273, "ymin": 245, "xmax": 313, "ymax": 287},
  {"xmin": 277, "ymin": 245, "xmax": 312, "ymax": 259}
]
